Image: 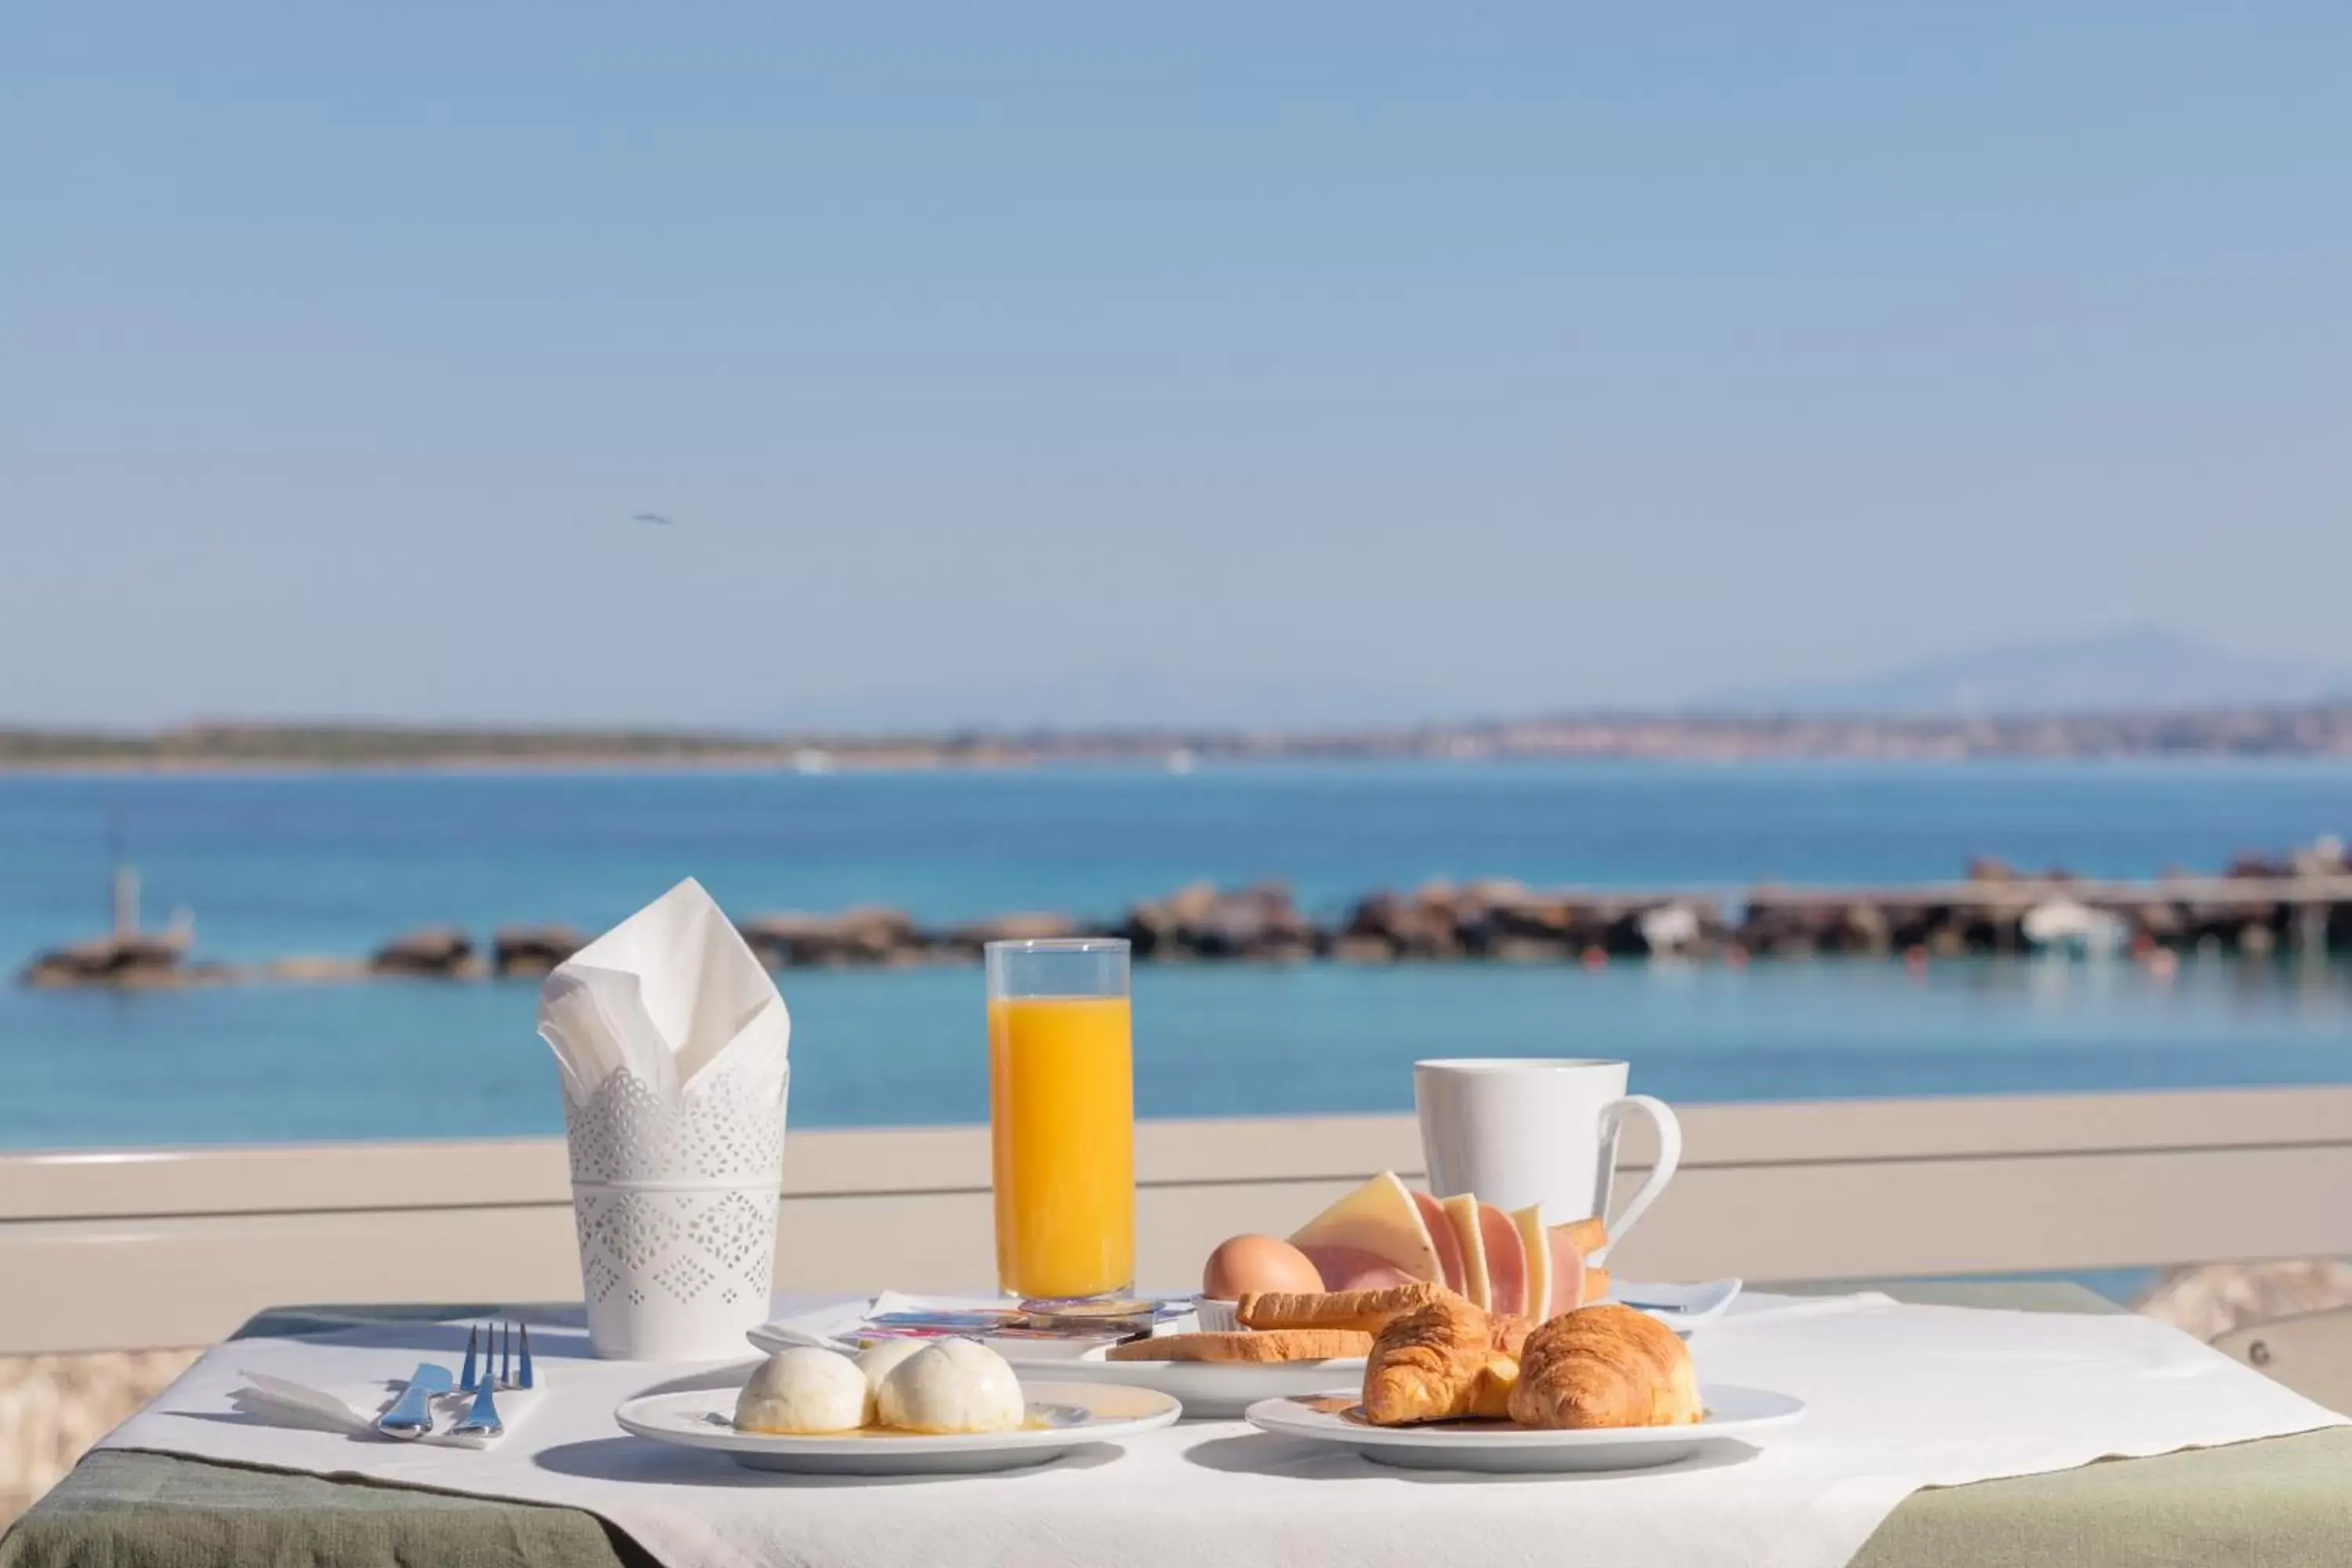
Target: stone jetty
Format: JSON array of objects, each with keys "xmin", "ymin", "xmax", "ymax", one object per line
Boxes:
[
  {"xmin": 369, "ymin": 927, "xmax": 485, "ymax": 979},
  {"xmin": 491, "ymin": 924, "xmax": 586, "ymax": 978},
  {"xmin": 19, "ymin": 932, "xmax": 198, "ymax": 989},
  {"xmin": 19, "ymin": 840, "xmax": 2352, "ymax": 987}
]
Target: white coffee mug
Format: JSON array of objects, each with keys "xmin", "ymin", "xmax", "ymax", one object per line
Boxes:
[{"xmin": 1414, "ymin": 1058, "xmax": 1681, "ymax": 1258}]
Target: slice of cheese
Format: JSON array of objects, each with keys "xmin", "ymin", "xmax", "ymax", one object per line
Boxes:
[
  {"xmin": 1477, "ymin": 1201, "xmax": 1528, "ymax": 1318},
  {"xmin": 1440, "ymin": 1194, "xmax": 1491, "ymax": 1310},
  {"xmin": 1512, "ymin": 1204, "xmax": 1552, "ymax": 1319},
  {"xmin": 1287, "ymin": 1171, "xmax": 1443, "ymax": 1284}
]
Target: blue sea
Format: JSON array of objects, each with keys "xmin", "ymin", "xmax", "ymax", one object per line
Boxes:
[{"xmin": 5, "ymin": 760, "xmax": 2352, "ymax": 1151}]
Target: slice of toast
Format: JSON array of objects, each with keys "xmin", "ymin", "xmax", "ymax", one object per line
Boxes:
[
  {"xmin": 1235, "ymin": 1283, "xmax": 1454, "ymax": 1335},
  {"xmin": 1105, "ymin": 1329, "xmax": 1374, "ymax": 1363},
  {"xmin": 1559, "ymin": 1215, "xmax": 1607, "ymax": 1257}
]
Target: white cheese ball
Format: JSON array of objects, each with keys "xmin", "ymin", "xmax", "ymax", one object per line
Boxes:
[
  {"xmin": 854, "ymin": 1337, "xmax": 931, "ymax": 1390},
  {"xmin": 874, "ymin": 1338, "xmax": 1025, "ymax": 1434},
  {"xmin": 733, "ymin": 1347, "xmax": 872, "ymax": 1434}
]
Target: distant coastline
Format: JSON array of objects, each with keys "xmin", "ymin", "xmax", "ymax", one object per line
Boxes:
[{"xmin": 9, "ymin": 706, "xmax": 2352, "ymax": 773}]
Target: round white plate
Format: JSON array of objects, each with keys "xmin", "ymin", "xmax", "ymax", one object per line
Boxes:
[
  {"xmin": 614, "ymin": 1381, "xmax": 1181, "ymax": 1475},
  {"xmin": 993, "ymin": 1352, "xmax": 1370, "ymax": 1421},
  {"xmin": 1243, "ymin": 1383, "xmax": 1805, "ymax": 1473}
]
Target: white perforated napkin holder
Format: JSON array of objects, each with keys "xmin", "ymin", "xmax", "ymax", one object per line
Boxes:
[{"xmin": 541, "ymin": 878, "xmax": 790, "ymax": 1361}]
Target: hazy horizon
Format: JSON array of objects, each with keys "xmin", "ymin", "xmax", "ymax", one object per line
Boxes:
[
  {"xmin": 7, "ymin": 4, "xmax": 2348, "ymax": 730},
  {"xmin": 3, "ymin": 625, "xmax": 2349, "ymax": 736}
]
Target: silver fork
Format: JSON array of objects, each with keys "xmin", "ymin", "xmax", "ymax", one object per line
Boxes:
[{"xmin": 452, "ymin": 1320, "xmax": 534, "ymax": 1438}]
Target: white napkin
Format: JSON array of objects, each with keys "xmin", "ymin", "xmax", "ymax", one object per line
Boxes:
[
  {"xmin": 231, "ymin": 1371, "xmax": 549, "ymax": 1451},
  {"xmin": 539, "ymin": 877, "xmax": 789, "ymax": 1107}
]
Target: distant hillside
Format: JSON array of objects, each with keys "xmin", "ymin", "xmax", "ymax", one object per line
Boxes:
[
  {"xmin": 1707, "ymin": 630, "xmax": 2352, "ymax": 716},
  {"xmin": 11, "ymin": 701, "xmax": 2352, "ymax": 769}
]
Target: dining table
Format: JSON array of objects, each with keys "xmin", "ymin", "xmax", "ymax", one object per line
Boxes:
[{"xmin": 4, "ymin": 1280, "xmax": 2348, "ymax": 1568}]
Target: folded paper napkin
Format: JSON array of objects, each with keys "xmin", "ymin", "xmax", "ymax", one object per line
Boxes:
[
  {"xmin": 539, "ymin": 877, "xmax": 789, "ymax": 1109},
  {"xmin": 230, "ymin": 1370, "xmax": 549, "ymax": 1451}
]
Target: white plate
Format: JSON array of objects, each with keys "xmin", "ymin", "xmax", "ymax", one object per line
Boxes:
[
  {"xmin": 1243, "ymin": 1383, "xmax": 1805, "ymax": 1473},
  {"xmin": 613, "ymin": 1381, "xmax": 1181, "ymax": 1475},
  {"xmin": 993, "ymin": 1351, "xmax": 1370, "ymax": 1421}
]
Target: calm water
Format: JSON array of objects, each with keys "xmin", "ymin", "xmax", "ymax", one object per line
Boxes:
[{"xmin": 3, "ymin": 760, "xmax": 2350, "ymax": 1150}]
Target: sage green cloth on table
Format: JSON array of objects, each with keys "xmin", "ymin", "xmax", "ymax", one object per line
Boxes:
[{"xmin": 6, "ymin": 1286, "xmax": 2349, "ymax": 1568}]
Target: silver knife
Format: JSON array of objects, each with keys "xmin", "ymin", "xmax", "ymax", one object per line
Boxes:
[{"xmin": 376, "ymin": 1363, "xmax": 454, "ymax": 1439}]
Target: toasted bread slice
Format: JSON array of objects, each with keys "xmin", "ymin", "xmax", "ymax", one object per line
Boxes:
[
  {"xmin": 1558, "ymin": 1215, "xmax": 1607, "ymax": 1258},
  {"xmin": 1236, "ymin": 1283, "xmax": 1453, "ymax": 1335},
  {"xmin": 1106, "ymin": 1329, "xmax": 1373, "ymax": 1363}
]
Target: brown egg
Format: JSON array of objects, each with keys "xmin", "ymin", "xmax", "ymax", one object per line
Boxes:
[{"xmin": 1202, "ymin": 1234, "xmax": 1325, "ymax": 1299}]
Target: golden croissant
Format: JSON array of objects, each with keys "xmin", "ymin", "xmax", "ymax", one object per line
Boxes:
[
  {"xmin": 1361, "ymin": 1296, "xmax": 1519, "ymax": 1425},
  {"xmin": 1506, "ymin": 1303, "xmax": 1700, "ymax": 1429}
]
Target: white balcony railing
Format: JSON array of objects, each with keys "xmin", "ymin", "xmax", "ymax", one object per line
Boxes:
[{"xmin": 5, "ymin": 1085, "xmax": 2350, "ymax": 1355}]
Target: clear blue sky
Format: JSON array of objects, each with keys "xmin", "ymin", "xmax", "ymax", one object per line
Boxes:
[{"xmin": 5, "ymin": 3, "xmax": 2347, "ymax": 728}]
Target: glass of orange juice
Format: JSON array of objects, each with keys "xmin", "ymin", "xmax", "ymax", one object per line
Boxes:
[{"xmin": 986, "ymin": 937, "xmax": 1134, "ymax": 1301}]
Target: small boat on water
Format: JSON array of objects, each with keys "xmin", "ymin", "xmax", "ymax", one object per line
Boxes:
[{"xmin": 2021, "ymin": 898, "xmax": 2131, "ymax": 960}]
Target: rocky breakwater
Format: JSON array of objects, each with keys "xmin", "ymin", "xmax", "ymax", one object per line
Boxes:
[
  {"xmin": 735, "ymin": 908, "xmax": 1086, "ymax": 967},
  {"xmin": 1737, "ymin": 844, "xmax": 2352, "ymax": 960},
  {"xmin": 20, "ymin": 839, "xmax": 2352, "ymax": 989},
  {"xmin": 491, "ymin": 924, "xmax": 586, "ymax": 978},
  {"xmin": 1336, "ymin": 880, "xmax": 1724, "ymax": 961},
  {"xmin": 367, "ymin": 924, "xmax": 585, "ymax": 979},
  {"xmin": 19, "ymin": 931, "xmax": 205, "ymax": 989},
  {"xmin": 1115, "ymin": 881, "xmax": 1316, "ymax": 960},
  {"xmin": 369, "ymin": 926, "xmax": 486, "ymax": 979}
]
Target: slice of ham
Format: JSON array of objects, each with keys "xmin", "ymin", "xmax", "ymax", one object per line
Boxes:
[
  {"xmin": 1476, "ymin": 1203, "xmax": 1528, "ymax": 1317},
  {"xmin": 1439, "ymin": 1195, "xmax": 1491, "ymax": 1309},
  {"xmin": 1547, "ymin": 1228, "xmax": 1588, "ymax": 1315},
  {"xmin": 1296, "ymin": 1245, "xmax": 1421, "ymax": 1293},
  {"xmin": 1409, "ymin": 1189, "xmax": 1467, "ymax": 1294}
]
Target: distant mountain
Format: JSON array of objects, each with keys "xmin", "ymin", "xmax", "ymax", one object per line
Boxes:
[{"xmin": 1704, "ymin": 629, "xmax": 2352, "ymax": 717}]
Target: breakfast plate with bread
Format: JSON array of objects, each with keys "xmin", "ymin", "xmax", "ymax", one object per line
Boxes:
[
  {"xmin": 1023, "ymin": 1171, "xmax": 1739, "ymax": 1416},
  {"xmin": 746, "ymin": 1172, "xmax": 1748, "ymax": 1421},
  {"xmin": 1243, "ymin": 1294, "xmax": 1804, "ymax": 1473},
  {"xmin": 1244, "ymin": 1381, "xmax": 1806, "ymax": 1473}
]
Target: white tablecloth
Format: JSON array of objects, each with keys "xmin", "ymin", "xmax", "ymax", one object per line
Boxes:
[{"xmin": 101, "ymin": 1293, "xmax": 2345, "ymax": 1568}]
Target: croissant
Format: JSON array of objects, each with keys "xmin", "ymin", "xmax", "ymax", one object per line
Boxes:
[
  {"xmin": 1506, "ymin": 1303, "xmax": 1700, "ymax": 1429},
  {"xmin": 1362, "ymin": 1298, "xmax": 1519, "ymax": 1425}
]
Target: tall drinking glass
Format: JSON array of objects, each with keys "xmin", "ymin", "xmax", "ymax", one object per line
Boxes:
[{"xmin": 986, "ymin": 938, "xmax": 1134, "ymax": 1301}]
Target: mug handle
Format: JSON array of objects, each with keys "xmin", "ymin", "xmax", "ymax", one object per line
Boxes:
[{"xmin": 1593, "ymin": 1094, "xmax": 1681, "ymax": 1261}]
